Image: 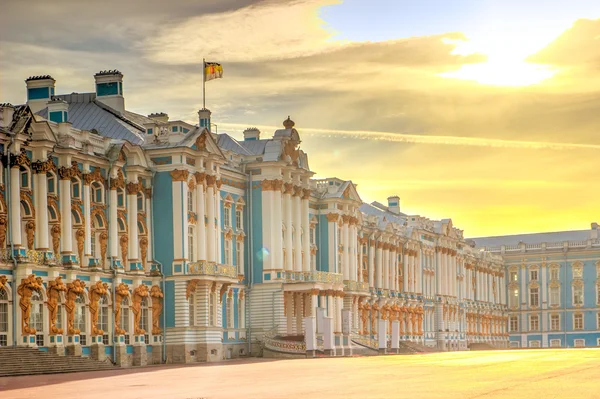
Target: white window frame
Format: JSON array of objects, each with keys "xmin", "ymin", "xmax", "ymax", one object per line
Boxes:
[
  {"xmin": 529, "ymin": 314, "xmax": 539, "ymax": 331},
  {"xmin": 224, "ymin": 239, "xmax": 231, "ymax": 265},
  {"xmin": 573, "ymin": 285, "xmax": 584, "ymax": 306},
  {"xmin": 573, "ymin": 313, "xmax": 584, "ymax": 330},
  {"xmin": 509, "ymin": 341, "xmax": 520, "ymax": 348},
  {"xmin": 188, "ymin": 226, "xmax": 195, "ymax": 261},
  {"xmin": 509, "ymin": 271, "xmax": 518, "ymax": 282},
  {"xmin": 550, "ymin": 267, "xmax": 559, "ymax": 281},
  {"xmin": 530, "ymin": 269, "xmax": 538, "ymax": 281},
  {"xmin": 235, "ymin": 209, "xmax": 242, "ymax": 231},
  {"xmin": 509, "ymin": 316, "xmax": 518, "ymax": 332},
  {"xmin": 529, "ymin": 340, "xmax": 540, "ymax": 348},
  {"xmin": 529, "ymin": 287, "xmax": 539, "ymax": 307},
  {"xmin": 574, "ymin": 339, "xmax": 585, "ymax": 348},
  {"xmin": 550, "ymin": 314, "xmax": 560, "ymax": 331},
  {"xmin": 509, "ymin": 289, "xmax": 519, "ymax": 308},
  {"xmin": 550, "ymin": 339, "xmax": 561, "ymax": 348},
  {"xmin": 549, "ymin": 285, "xmax": 560, "ymax": 307}
]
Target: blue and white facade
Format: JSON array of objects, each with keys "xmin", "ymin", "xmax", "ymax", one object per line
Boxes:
[
  {"xmin": 473, "ymin": 225, "xmax": 600, "ymax": 349},
  {"xmin": 0, "ymin": 70, "xmax": 509, "ymax": 367}
]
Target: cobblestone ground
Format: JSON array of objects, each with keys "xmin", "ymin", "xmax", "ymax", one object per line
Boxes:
[{"xmin": 2, "ymin": 349, "xmax": 600, "ymax": 399}]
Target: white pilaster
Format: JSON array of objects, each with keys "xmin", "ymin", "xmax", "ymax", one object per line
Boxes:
[
  {"xmin": 10, "ymin": 166, "xmax": 21, "ymax": 248},
  {"xmin": 292, "ymin": 188, "xmax": 302, "ymax": 272}
]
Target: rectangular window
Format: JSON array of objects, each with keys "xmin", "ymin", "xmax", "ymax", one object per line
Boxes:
[
  {"xmin": 530, "ymin": 270, "xmax": 538, "ymax": 281},
  {"xmin": 510, "ymin": 271, "xmax": 518, "ymax": 282},
  {"xmin": 509, "ymin": 341, "xmax": 520, "ymax": 348},
  {"xmin": 530, "ymin": 315, "xmax": 539, "ymax": 331},
  {"xmin": 27, "ymin": 86, "xmax": 50, "ymax": 100},
  {"xmin": 147, "ymin": 128, "xmax": 153, "ymax": 135},
  {"xmin": 550, "ymin": 286, "xmax": 560, "ymax": 306},
  {"xmin": 225, "ymin": 240, "xmax": 231, "ymax": 265},
  {"xmin": 550, "ymin": 268, "xmax": 559, "ymax": 280},
  {"xmin": 550, "ymin": 314, "xmax": 560, "ymax": 331},
  {"xmin": 0, "ymin": 302, "xmax": 7, "ymax": 333},
  {"xmin": 21, "ymin": 171, "xmax": 29, "ymax": 188},
  {"xmin": 235, "ymin": 210, "xmax": 242, "ymax": 230},
  {"xmin": 573, "ymin": 286, "xmax": 584, "ymax": 305},
  {"xmin": 529, "ymin": 287, "xmax": 539, "ymax": 307},
  {"xmin": 209, "ymin": 292, "xmax": 215, "ymax": 326},
  {"xmin": 510, "ymin": 289, "xmax": 519, "ymax": 307},
  {"xmin": 574, "ymin": 313, "xmax": 584, "ymax": 330},
  {"xmin": 224, "ymin": 207, "xmax": 231, "ymax": 227},
  {"xmin": 172, "ymin": 126, "xmax": 178, "ymax": 132},
  {"xmin": 574, "ymin": 339, "xmax": 585, "ymax": 348},
  {"xmin": 187, "ymin": 191, "xmax": 193, "ymax": 212},
  {"xmin": 236, "ymin": 241, "xmax": 242, "ymax": 273},
  {"xmin": 550, "ymin": 339, "xmax": 561, "ymax": 348},
  {"xmin": 529, "ymin": 340, "xmax": 540, "ymax": 348},
  {"xmin": 96, "ymin": 82, "xmax": 119, "ymax": 97},
  {"xmin": 509, "ymin": 316, "xmax": 518, "ymax": 332}
]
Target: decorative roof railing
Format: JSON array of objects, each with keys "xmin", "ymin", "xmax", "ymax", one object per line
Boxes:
[
  {"xmin": 188, "ymin": 261, "xmax": 238, "ymax": 279},
  {"xmin": 344, "ymin": 280, "xmax": 370, "ymax": 292},
  {"xmin": 283, "ymin": 270, "xmax": 343, "ymax": 285},
  {"xmin": 483, "ymin": 238, "xmax": 600, "ymax": 254}
]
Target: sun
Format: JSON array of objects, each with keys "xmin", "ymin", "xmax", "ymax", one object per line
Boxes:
[{"xmin": 440, "ymin": 60, "xmax": 556, "ymax": 86}]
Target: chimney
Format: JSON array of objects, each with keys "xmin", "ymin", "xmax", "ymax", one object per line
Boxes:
[
  {"xmin": 0, "ymin": 103, "xmax": 15, "ymax": 128},
  {"xmin": 94, "ymin": 70, "xmax": 124, "ymax": 113},
  {"xmin": 47, "ymin": 98, "xmax": 69, "ymax": 123},
  {"xmin": 387, "ymin": 195, "xmax": 400, "ymax": 214},
  {"xmin": 148, "ymin": 112, "xmax": 169, "ymax": 123},
  {"xmin": 243, "ymin": 127, "xmax": 261, "ymax": 141},
  {"xmin": 592, "ymin": 222, "xmax": 598, "ymax": 240},
  {"xmin": 198, "ymin": 108, "xmax": 211, "ymax": 130},
  {"xmin": 25, "ymin": 75, "xmax": 56, "ymax": 113}
]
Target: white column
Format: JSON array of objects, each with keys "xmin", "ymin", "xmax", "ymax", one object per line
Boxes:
[
  {"xmin": 10, "ymin": 166, "xmax": 22, "ymax": 248},
  {"xmin": 435, "ymin": 249, "xmax": 441, "ymax": 295},
  {"xmin": 292, "ymin": 187, "xmax": 302, "ymax": 272},
  {"xmin": 216, "ymin": 180, "xmax": 222, "ymax": 263},
  {"xmin": 171, "ymin": 171, "xmax": 187, "ymax": 262},
  {"xmin": 145, "ymin": 188, "xmax": 153, "ymax": 265},
  {"xmin": 34, "ymin": 169, "xmax": 49, "ymax": 250},
  {"xmin": 368, "ymin": 239, "xmax": 375, "ymax": 288},
  {"xmin": 284, "ymin": 184, "xmax": 293, "ymax": 271},
  {"xmin": 383, "ymin": 245, "xmax": 389, "ymax": 290},
  {"xmin": 207, "ymin": 177, "xmax": 217, "ymax": 263},
  {"xmin": 59, "ymin": 173, "xmax": 73, "ymax": 259},
  {"xmin": 126, "ymin": 180, "xmax": 140, "ymax": 270},
  {"xmin": 83, "ymin": 177, "xmax": 92, "ymax": 262},
  {"xmin": 404, "ymin": 252, "xmax": 409, "ymax": 292},
  {"xmin": 390, "ymin": 248, "xmax": 396, "ymax": 291},
  {"xmin": 301, "ymin": 189, "xmax": 311, "ymax": 272},
  {"xmin": 376, "ymin": 242, "xmax": 383, "ymax": 289},
  {"xmin": 109, "ymin": 188, "xmax": 118, "ymax": 261},
  {"xmin": 273, "ymin": 181, "xmax": 283, "ymax": 269},
  {"xmin": 327, "ymin": 214, "xmax": 338, "ymax": 273},
  {"xmin": 196, "ymin": 180, "xmax": 206, "ymax": 260}
]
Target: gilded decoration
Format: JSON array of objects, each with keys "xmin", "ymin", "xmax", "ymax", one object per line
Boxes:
[
  {"xmin": 76, "ymin": 229, "xmax": 85, "ymax": 262},
  {"xmin": 114, "ymin": 283, "xmax": 130, "ymax": 335},
  {"xmin": 326, "ymin": 213, "xmax": 339, "ymax": 223},
  {"xmin": 139, "ymin": 236, "xmax": 148, "ymax": 270},
  {"xmin": 99, "ymin": 232, "xmax": 108, "ymax": 267},
  {"xmin": 206, "ymin": 175, "xmax": 216, "ymax": 187},
  {"xmin": 126, "ymin": 180, "xmax": 141, "ymax": 195},
  {"xmin": 0, "ymin": 276, "xmax": 7, "ymax": 293},
  {"xmin": 145, "ymin": 187, "xmax": 152, "ymax": 199},
  {"xmin": 0, "ymin": 215, "xmax": 7, "ymax": 249},
  {"xmin": 25, "ymin": 220, "xmax": 35, "ymax": 249},
  {"xmin": 283, "ymin": 183, "xmax": 294, "ymax": 195},
  {"xmin": 219, "ymin": 283, "xmax": 230, "ymax": 303},
  {"xmin": 20, "ymin": 191, "xmax": 36, "ymax": 218},
  {"xmin": 194, "ymin": 172, "xmax": 206, "ymax": 187},
  {"xmin": 131, "ymin": 284, "xmax": 149, "ymax": 335},
  {"xmin": 110, "ymin": 169, "xmax": 125, "ymax": 189},
  {"xmin": 195, "ymin": 131, "xmax": 207, "ymax": 151},
  {"xmin": 150, "ymin": 285, "xmax": 163, "ymax": 335},
  {"xmin": 281, "ymin": 139, "xmax": 300, "ymax": 165},
  {"xmin": 302, "ymin": 189, "xmax": 311, "ymax": 200},
  {"xmin": 46, "ymin": 276, "xmax": 67, "ymax": 335},
  {"xmin": 58, "ymin": 160, "xmax": 81, "ymax": 180},
  {"xmin": 260, "ymin": 179, "xmax": 274, "ymax": 191},
  {"xmin": 65, "ymin": 279, "xmax": 86, "ymax": 335},
  {"xmin": 88, "ymin": 281, "xmax": 108, "ymax": 336},
  {"xmin": 48, "ymin": 197, "xmax": 61, "ymax": 222},
  {"xmin": 186, "ymin": 279, "xmax": 200, "ymax": 300},
  {"xmin": 170, "ymin": 169, "xmax": 189, "ymax": 182},
  {"xmin": 31, "ymin": 156, "xmax": 56, "ymax": 174},
  {"xmin": 18, "ymin": 275, "xmax": 43, "ymax": 335},
  {"xmin": 10, "ymin": 148, "xmax": 31, "ymax": 169},
  {"xmin": 119, "ymin": 234, "xmax": 128, "ymax": 265},
  {"xmin": 51, "ymin": 224, "xmax": 61, "ymax": 256},
  {"xmin": 293, "ymin": 186, "xmax": 302, "ymax": 197}
]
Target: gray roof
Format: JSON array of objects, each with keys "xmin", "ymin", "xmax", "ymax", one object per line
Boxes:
[
  {"xmin": 471, "ymin": 229, "xmax": 592, "ymax": 247},
  {"xmin": 360, "ymin": 202, "xmax": 407, "ymax": 226},
  {"xmin": 122, "ymin": 110, "xmax": 155, "ymax": 126},
  {"xmin": 217, "ymin": 134, "xmax": 252, "ymax": 155},
  {"xmin": 36, "ymin": 93, "xmax": 145, "ymax": 144}
]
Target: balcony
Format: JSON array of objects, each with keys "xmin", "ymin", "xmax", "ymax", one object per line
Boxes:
[
  {"xmin": 187, "ymin": 261, "xmax": 238, "ymax": 279},
  {"xmin": 344, "ymin": 280, "xmax": 370, "ymax": 293},
  {"xmin": 282, "ymin": 270, "xmax": 343, "ymax": 285}
]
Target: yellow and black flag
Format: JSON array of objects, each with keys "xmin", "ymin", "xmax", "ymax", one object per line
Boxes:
[{"xmin": 204, "ymin": 61, "xmax": 223, "ymax": 82}]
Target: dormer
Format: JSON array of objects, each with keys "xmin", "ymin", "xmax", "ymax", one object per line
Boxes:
[
  {"xmin": 26, "ymin": 75, "xmax": 56, "ymax": 113},
  {"xmin": 94, "ymin": 70, "xmax": 124, "ymax": 113}
]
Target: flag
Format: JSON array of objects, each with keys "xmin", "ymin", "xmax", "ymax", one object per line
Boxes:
[{"xmin": 204, "ymin": 62, "xmax": 223, "ymax": 82}]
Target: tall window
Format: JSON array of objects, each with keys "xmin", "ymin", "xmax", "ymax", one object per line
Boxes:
[
  {"xmin": 236, "ymin": 241, "xmax": 242, "ymax": 274},
  {"xmin": 509, "ymin": 271, "xmax": 518, "ymax": 282},
  {"xmin": 529, "ymin": 288, "xmax": 539, "ymax": 307},
  {"xmin": 530, "ymin": 270, "xmax": 538, "ymax": 281},
  {"xmin": 117, "ymin": 188, "xmax": 125, "ymax": 208},
  {"xmin": 188, "ymin": 227, "xmax": 194, "ymax": 261},
  {"xmin": 573, "ymin": 265, "xmax": 583, "ymax": 278},
  {"xmin": 226, "ymin": 294, "xmax": 234, "ymax": 328},
  {"xmin": 550, "ymin": 267, "xmax": 559, "ymax": 281},
  {"xmin": 550, "ymin": 314, "xmax": 560, "ymax": 331},
  {"xmin": 137, "ymin": 192, "xmax": 145, "ymax": 212},
  {"xmin": 98, "ymin": 295, "xmax": 109, "ymax": 345},
  {"xmin": 72, "ymin": 178, "xmax": 81, "ymax": 199},
  {"xmin": 235, "ymin": 210, "xmax": 242, "ymax": 230},
  {"xmin": 0, "ymin": 288, "xmax": 7, "ymax": 346},
  {"xmin": 224, "ymin": 206, "xmax": 231, "ymax": 227},
  {"xmin": 121, "ymin": 296, "xmax": 130, "ymax": 344},
  {"xmin": 189, "ymin": 294, "xmax": 195, "ymax": 327},
  {"xmin": 574, "ymin": 313, "xmax": 583, "ymax": 330},
  {"xmin": 141, "ymin": 298, "xmax": 149, "ymax": 344},
  {"xmin": 47, "ymin": 172, "xmax": 57, "ymax": 194},
  {"xmin": 31, "ymin": 291, "xmax": 44, "ymax": 347},
  {"xmin": 529, "ymin": 315, "xmax": 539, "ymax": 331},
  {"xmin": 224, "ymin": 239, "xmax": 231, "ymax": 265},
  {"xmin": 187, "ymin": 191, "xmax": 193, "ymax": 212},
  {"xmin": 20, "ymin": 168, "xmax": 30, "ymax": 189},
  {"xmin": 573, "ymin": 285, "xmax": 584, "ymax": 305},
  {"xmin": 509, "ymin": 316, "xmax": 518, "ymax": 332},
  {"xmin": 91, "ymin": 182, "xmax": 104, "ymax": 203},
  {"xmin": 549, "ymin": 286, "xmax": 560, "ymax": 306},
  {"xmin": 75, "ymin": 294, "xmax": 87, "ymax": 346}
]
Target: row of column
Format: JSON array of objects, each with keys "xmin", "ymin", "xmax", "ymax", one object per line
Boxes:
[{"xmin": 465, "ymin": 264, "xmax": 504, "ymax": 304}]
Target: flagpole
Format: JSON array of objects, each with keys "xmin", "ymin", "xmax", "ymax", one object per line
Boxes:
[{"xmin": 202, "ymin": 58, "xmax": 206, "ymax": 109}]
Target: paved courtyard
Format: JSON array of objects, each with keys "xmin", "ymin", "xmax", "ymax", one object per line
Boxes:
[{"xmin": 1, "ymin": 349, "xmax": 599, "ymax": 399}]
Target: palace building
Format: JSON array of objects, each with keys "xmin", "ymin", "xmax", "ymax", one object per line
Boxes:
[
  {"xmin": 472, "ymin": 225, "xmax": 600, "ymax": 349},
  {"xmin": 0, "ymin": 70, "xmax": 510, "ymax": 366}
]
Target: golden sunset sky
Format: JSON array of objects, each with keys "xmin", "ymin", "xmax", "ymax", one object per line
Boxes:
[{"xmin": 1, "ymin": 0, "xmax": 599, "ymax": 237}]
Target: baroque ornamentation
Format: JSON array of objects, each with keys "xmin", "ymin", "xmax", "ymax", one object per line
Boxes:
[
  {"xmin": 0, "ymin": 215, "xmax": 6, "ymax": 249},
  {"xmin": 195, "ymin": 131, "xmax": 207, "ymax": 151},
  {"xmin": 51, "ymin": 224, "xmax": 61, "ymax": 256},
  {"xmin": 150, "ymin": 285, "xmax": 164, "ymax": 335},
  {"xmin": 110, "ymin": 169, "xmax": 125, "ymax": 189},
  {"xmin": 88, "ymin": 281, "xmax": 109, "ymax": 336},
  {"xmin": 114, "ymin": 283, "xmax": 130, "ymax": 335},
  {"xmin": 65, "ymin": 279, "xmax": 86, "ymax": 335},
  {"xmin": 31, "ymin": 156, "xmax": 56, "ymax": 174},
  {"xmin": 18, "ymin": 275, "xmax": 43, "ymax": 335},
  {"xmin": 99, "ymin": 232, "xmax": 108, "ymax": 268},
  {"xmin": 76, "ymin": 229, "xmax": 85, "ymax": 263},
  {"xmin": 170, "ymin": 169, "xmax": 189, "ymax": 182},
  {"xmin": 25, "ymin": 220, "xmax": 35, "ymax": 249},
  {"xmin": 46, "ymin": 276, "xmax": 67, "ymax": 335},
  {"xmin": 186, "ymin": 279, "xmax": 200, "ymax": 300},
  {"xmin": 120, "ymin": 234, "xmax": 128, "ymax": 266},
  {"xmin": 139, "ymin": 236, "xmax": 148, "ymax": 270},
  {"xmin": 58, "ymin": 160, "xmax": 81, "ymax": 180},
  {"xmin": 131, "ymin": 284, "xmax": 149, "ymax": 335}
]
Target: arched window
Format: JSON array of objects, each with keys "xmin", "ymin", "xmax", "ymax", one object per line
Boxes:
[
  {"xmin": 121, "ymin": 296, "xmax": 130, "ymax": 344},
  {"xmin": 71, "ymin": 178, "xmax": 81, "ymax": 199},
  {"xmin": 117, "ymin": 188, "xmax": 125, "ymax": 209},
  {"xmin": 91, "ymin": 182, "xmax": 104, "ymax": 203},
  {"xmin": 98, "ymin": 294, "xmax": 110, "ymax": 345},
  {"xmin": 47, "ymin": 172, "xmax": 57, "ymax": 195},
  {"xmin": 75, "ymin": 294, "xmax": 87, "ymax": 345},
  {"xmin": 141, "ymin": 297, "xmax": 149, "ymax": 344},
  {"xmin": 0, "ymin": 288, "xmax": 8, "ymax": 346},
  {"xmin": 31, "ymin": 291, "xmax": 44, "ymax": 347}
]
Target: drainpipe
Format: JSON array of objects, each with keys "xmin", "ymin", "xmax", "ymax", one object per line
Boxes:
[
  {"xmin": 5, "ymin": 136, "xmax": 18, "ymax": 346},
  {"xmin": 563, "ymin": 251, "xmax": 567, "ymax": 348},
  {"xmin": 149, "ymin": 169, "xmax": 166, "ymax": 363},
  {"xmin": 246, "ymin": 170, "xmax": 253, "ymax": 355}
]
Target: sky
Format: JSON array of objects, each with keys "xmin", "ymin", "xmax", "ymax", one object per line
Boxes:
[{"xmin": 1, "ymin": 0, "xmax": 599, "ymax": 237}]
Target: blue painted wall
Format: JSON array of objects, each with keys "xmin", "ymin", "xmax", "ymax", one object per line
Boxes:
[
  {"xmin": 317, "ymin": 214, "xmax": 329, "ymax": 272},
  {"xmin": 249, "ymin": 184, "xmax": 263, "ymax": 284},
  {"xmin": 153, "ymin": 172, "xmax": 174, "ymax": 275}
]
